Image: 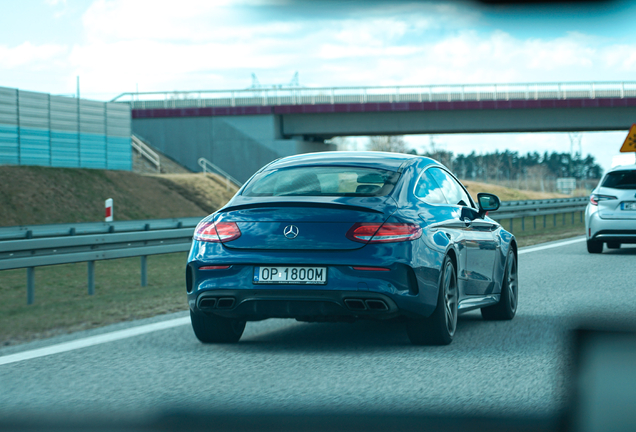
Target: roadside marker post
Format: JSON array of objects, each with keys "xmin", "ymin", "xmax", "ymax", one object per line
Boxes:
[
  {"xmin": 140, "ymin": 256, "xmax": 147, "ymax": 287},
  {"xmin": 27, "ymin": 267, "xmax": 34, "ymax": 305},
  {"xmin": 105, "ymin": 198, "xmax": 113, "ymax": 222},
  {"xmin": 87, "ymin": 261, "xmax": 95, "ymax": 296}
]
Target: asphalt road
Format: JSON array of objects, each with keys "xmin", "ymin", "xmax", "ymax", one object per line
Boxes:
[{"xmin": 1, "ymin": 238, "xmax": 635, "ymax": 419}]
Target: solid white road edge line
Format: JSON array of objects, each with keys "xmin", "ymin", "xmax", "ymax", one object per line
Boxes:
[
  {"xmin": 0, "ymin": 235, "xmax": 586, "ymax": 367},
  {"xmin": 518, "ymin": 236, "xmax": 585, "ymax": 255},
  {"xmin": 0, "ymin": 316, "xmax": 190, "ymax": 366}
]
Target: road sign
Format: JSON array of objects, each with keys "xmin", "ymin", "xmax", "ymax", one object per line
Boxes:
[{"xmin": 620, "ymin": 124, "xmax": 636, "ymax": 152}]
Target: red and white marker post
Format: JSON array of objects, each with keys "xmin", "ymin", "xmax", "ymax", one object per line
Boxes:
[{"xmin": 105, "ymin": 198, "xmax": 113, "ymax": 222}]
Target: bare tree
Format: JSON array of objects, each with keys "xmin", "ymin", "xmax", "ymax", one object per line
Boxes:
[
  {"xmin": 421, "ymin": 135, "xmax": 453, "ymax": 169},
  {"xmin": 367, "ymin": 136, "xmax": 407, "ymax": 153},
  {"xmin": 327, "ymin": 137, "xmax": 356, "ymax": 151}
]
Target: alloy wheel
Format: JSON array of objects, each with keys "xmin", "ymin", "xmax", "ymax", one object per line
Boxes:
[
  {"xmin": 507, "ymin": 255, "xmax": 518, "ymax": 313},
  {"xmin": 444, "ymin": 261, "xmax": 458, "ymax": 337}
]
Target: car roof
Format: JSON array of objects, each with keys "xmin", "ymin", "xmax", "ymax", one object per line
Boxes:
[
  {"xmin": 608, "ymin": 164, "xmax": 636, "ymax": 172},
  {"xmin": 266, "ymin": 151, "xmax": 435, "ymax": 172}
]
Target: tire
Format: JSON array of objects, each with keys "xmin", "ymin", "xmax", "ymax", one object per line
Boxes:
[
  {"xmin": 587, "ymin": 240, "xmax": 603, "ymax": 254},
  {"xmin": 481, "ymin": 249, "xmax": 518, "ymax": 321},
  {"xmin": 407, "ymin": 256, "xmax": 458, "ymax": 346},
  {"xmin": 607, "ymin": 242, "xmax": 621, "ymax": 249},
  {"xmin": 190, "ymin": 309, "xmax": 246, "ymax": 343}
]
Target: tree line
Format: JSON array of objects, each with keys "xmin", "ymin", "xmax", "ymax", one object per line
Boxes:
[
  {"xmin": 420, "ymin": 148, "xmax": 603, "ymax": 182},
  {"xmin": 364, "ymin": 135, "xmax": 603, "ymax": 182}
]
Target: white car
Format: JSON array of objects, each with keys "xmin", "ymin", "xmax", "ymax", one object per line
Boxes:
[{"xmin": 585, "ymin": 164, "xmax": 636, "ymax": 253}]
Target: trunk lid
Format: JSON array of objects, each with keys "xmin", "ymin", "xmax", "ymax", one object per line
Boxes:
[{"xmin": 215, "ymin": 196, "xmax": 397, "ymax": 250}]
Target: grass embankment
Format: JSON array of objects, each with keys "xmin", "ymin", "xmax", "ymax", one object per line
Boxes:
[
  {"xmin": 0, "ymin": 166, "xmax": 239, "ymax": 226},
  {"xmin": 461, "ymin": 180, "xmax": 567, "ymax": 202}
]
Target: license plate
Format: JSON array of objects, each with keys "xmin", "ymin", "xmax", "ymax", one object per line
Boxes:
[
  {"xmin": 622, "ymin": 202, "xmax": 636, "ymax": 211},
  {"xmin": 253, "ymin": 266, "xmax": 327, "ymax": 285}
]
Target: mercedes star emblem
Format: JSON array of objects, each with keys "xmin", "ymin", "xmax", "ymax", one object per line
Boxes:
[{"xmin": 283, "ymin": 225, "xmax": 299, "ymax": 239}]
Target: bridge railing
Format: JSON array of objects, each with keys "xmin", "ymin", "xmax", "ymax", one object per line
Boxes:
[
  {"xmin": 131, "ymin": 134, "xmax": 161, "ymax": 172},
  {"xmin": 198, "ymin": 157, "xmax": 243, "ymax": 190},
  {"xmin": 111, "ymin": 81, "xmax": 636, "ymax": 110}
]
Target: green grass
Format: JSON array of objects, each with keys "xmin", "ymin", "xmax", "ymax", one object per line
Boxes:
[
  {"xmin": 0, "ymin": 215, "xmax": 586, "ymax": 346},
  {"xmin": 0, "ymin": 252, "xmax": 189, "ymax": 346}
]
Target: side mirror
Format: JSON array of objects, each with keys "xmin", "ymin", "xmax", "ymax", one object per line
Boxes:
[{"xmin": 477, "ymin": 193, "xmax": 500, "ymax": 217}]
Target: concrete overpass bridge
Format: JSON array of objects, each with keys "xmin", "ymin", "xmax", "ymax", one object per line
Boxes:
[{"xmin": 113, "ymin": 81, "xmax": 636, "ymax": 182}]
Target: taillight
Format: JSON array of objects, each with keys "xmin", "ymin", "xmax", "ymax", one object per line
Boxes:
[
  {"xmin": 346, "ymin": 223, "xmax": 422, "ymax": 243},
  {"xmin": 194, "ymin": 221, "xmax": 241, "ymax": 243},
  {"xmin": 589, "ymin": 195, "xmax": 598, "ymax": 206},
  {"xmin": 199, "ymin": 265, "xmax": 231, "ymax": 270},
  {"xmin": 589, "ymin": 194, "xmax": 618, "ymax": 206}
]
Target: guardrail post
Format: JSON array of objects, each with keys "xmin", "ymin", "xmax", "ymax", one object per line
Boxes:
[
  {"xmin": 510, "ymin": 219, "xmax": 513, "ymax": 232},
  {"xmin": 580, "ymin": 211, "xmax": 583, "ymax": 223},
  {"xmin": 553, "ymin": 214, "xmax": 557, "ymax": 227},
  {"xmin": 521, "ymin": 217, "xmax": 525, "ymax": 231},
  {"xmin": 572, "ymin": 212, "xmax": 575, "ymax": 225},
  {"xmin": 533, "ymin": 216, "xmax": 536, "ymax": 230},
  {"xmin": 141, "ymin": 256, "xmax": 148, "ymax": 287},
  {"xmin": 88, "ymin": 261, "xmax": 95, "ymax": 295},
  {"xmin": 27, "ymin": 267, "xmax": 35, "ymax": 305},
  {"xmin": 562, "ymin": 213, "xmax": 566, "ymax": 225},
  {"xmin": 543, "ymin": 215, "xmax": 547, "ymax": 228}
]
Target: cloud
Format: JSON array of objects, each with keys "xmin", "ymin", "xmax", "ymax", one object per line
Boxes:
[
  {"xmin": 5, "ymin": 0, "xmax": 636, "ymax": 99},
  {"xmin": 0, "ymin": 42, "xmax": 67, "ymax": 69}
]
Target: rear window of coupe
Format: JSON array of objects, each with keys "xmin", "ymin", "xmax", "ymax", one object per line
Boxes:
[{"xmin": 242, "ymin": 166, "xmax": 401, "ymax": 197}]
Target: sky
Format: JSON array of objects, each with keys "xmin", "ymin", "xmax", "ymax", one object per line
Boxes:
[{"xmin": 1, "ymin": 0, "xmax": 636, "ymax": 172}]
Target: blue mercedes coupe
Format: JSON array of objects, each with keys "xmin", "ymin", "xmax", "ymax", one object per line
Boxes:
[{"xmin": 186, "ymin": 152, "xmax": 518, "ymax": 345}]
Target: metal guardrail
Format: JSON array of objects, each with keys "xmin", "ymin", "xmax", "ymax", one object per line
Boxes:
[
  {"xmin": 0, "ymin": 197, "xmax": 589, "ymax": 305},
  {"xmin": 198, "ymin": 157, "xmax": 243, "ymax": 190},
  {"xmin": 0, "ymin": 217, "xmax": 203, "ymax": 304},
  {"xmin": 490, "ymin": 197, "xmax": 588, "ymax": 231},
  {"xmin": 111, "ymin": 81, "xmax": 636, "ymax": 110}
]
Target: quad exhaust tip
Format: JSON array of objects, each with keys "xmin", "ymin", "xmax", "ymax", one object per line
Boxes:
[
  {"xmin": 217, "ymin": 298, "xmax": 235, "ymax": 309},
  {"xmin": 365, "ymin": 299, "xmax": 389, "ymax": 311},
  {"xmin": 199, "ymin": 297, "xmax": 235, "ymax": 310},
  {"xmin": 344, "ymin": 299, "xmax": 367, "ymax": 310},
  {"xmin": 199, "ymin": 298, "xmax": 217, "ymax": 309},
  {"xmin": 344, "ymin": 298, "xmax": 389, "ymax": 311}
]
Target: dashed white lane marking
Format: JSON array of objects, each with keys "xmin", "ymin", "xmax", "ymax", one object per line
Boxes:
[
  {"xmin": 0, "ymin": 317, "xmax": 190, "ymax": 366},
  {"xmin": 0, "ymin": 236, "xmax": 586, "ymax": 366},
  {"xmin": 518, "ymin": 236, "xmax": 585, "ymax": 255}
]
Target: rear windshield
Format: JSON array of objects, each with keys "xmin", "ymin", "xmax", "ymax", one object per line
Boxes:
[
  {"xmin": 601, "ymin": 170, "xmax": 636, "ymax": 189},
  {"xmin": 242, "ymin": 166, "xmax": 401, "ymax": 197}
]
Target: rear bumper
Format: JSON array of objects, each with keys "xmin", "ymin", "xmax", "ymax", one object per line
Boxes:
[
  {"xmin": 186, "ymin": 263, "xmax": 438, "ymax": 320},
  {"xmin": 587, "ymin": 209, "xmax": 636, "ymax": 243},
  {"xmin": 591, "ymin": 230, "xmax": 636, "ymax": 244},
  {"xmin": 193, "ymin": 289, "xmax": 401, "ymax": 321}
]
